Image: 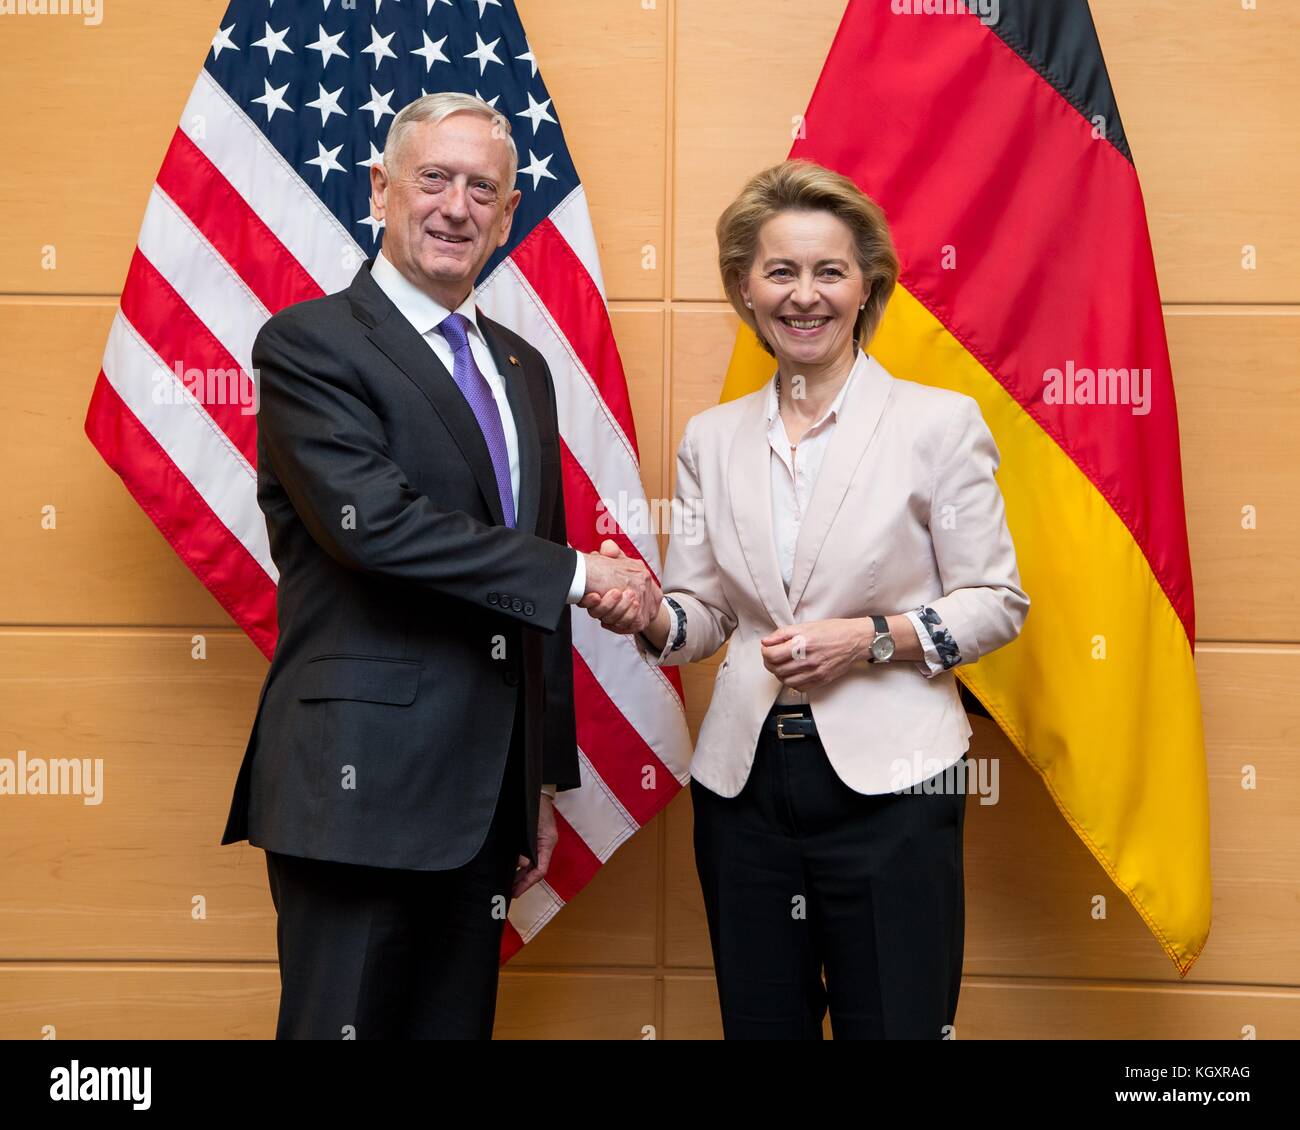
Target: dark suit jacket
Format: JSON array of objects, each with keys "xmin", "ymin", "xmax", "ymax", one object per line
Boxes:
[{"xmin": 221, "ymin": 259, "xmax": 580, "ymax": 871}]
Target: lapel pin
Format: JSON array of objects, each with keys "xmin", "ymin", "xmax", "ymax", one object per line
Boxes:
[{"xmin": 508, "ymin": 355, "xmax": 520, "ymax": 367}]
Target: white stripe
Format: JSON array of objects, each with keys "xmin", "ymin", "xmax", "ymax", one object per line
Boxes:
[
  {"xmin": 476, "ymin": 264, "xmax": 659, "ymax": 572},
  {"xmin": 101, "ymin": 311, "xmax": 277, "ymax": 581},
  {"xmin": 508, "ymin": 879, "xmax": 564, "ymax": 945},
  {"xmin": 547, "ymin": 186, "xmax": 606, "ymax": 302},
  {"xmin": 179, "ymin": 70, "xmax": 360, "ymax": 295},
  {"xmin": 138, "ymin": 185, "xmax": 268, "ymax": 373},
  {"xmin": 571, "ymin": 612, "xmax": 693, "ymax": 780}
]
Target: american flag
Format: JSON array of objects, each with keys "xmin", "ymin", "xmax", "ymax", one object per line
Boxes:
[{"xmin": 84, "ymin": 0, "xmax": 692, "ymax": 960}]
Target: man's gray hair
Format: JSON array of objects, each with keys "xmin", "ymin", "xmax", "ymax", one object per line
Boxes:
[{"xmin": 383, "ymin": 92, "xmax": 518, "ymax": 195}]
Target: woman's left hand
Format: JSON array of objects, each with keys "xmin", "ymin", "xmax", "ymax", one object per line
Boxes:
[{"xmin": 760, "ymin": 619, "xmax": 867, "ymax": 690}]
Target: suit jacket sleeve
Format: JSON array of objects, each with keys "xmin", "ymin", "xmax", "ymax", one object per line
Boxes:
[
  {"xmin": 254, "ymin": 313, "xmax": 577, "ymax": 633},
  {"xmin": 921, "ymin": 396, "xmax": 1030, "ymax": 666},
  {"xmin": 634, "ymin": 416, "xmax": 739, "ymax": 666},
  {"xmin": 538, "ymin": 358, "xmax": 581, "ymax": 791}
]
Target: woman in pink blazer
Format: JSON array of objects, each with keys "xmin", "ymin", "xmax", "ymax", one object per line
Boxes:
[{"xmin": 582, "ymin": 159, "xmax": 1029, "ymax": 1039}]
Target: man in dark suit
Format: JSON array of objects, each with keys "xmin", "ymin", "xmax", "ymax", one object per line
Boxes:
[{"xmin": 221, "ymin": 93, "xmax": 659, "ymax": 1039}]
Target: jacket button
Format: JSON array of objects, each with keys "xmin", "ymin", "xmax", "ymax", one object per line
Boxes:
[
  {"xmin": 511, "ymin": 598, "xmax": 523, "ymax": 612},
  {"xmin": 504, "ymin": 669, "xmax": 519, "ymax": 686},
  {"xmin": 523, "ymin": 601, "xmax": 535, "ymax": 615},
  {"xmin": 487, "ymin": 591, "xmax": 499, "ymax": 605}
]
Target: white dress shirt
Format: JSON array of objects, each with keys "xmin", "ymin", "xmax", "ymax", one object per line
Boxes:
[
  {"xmin": 371, "ymin": 251, "xmax": 585, "ymax": 796},
  {"xmin": 647, "ymin": 353, "xmax": 944, "ymax": 692}
]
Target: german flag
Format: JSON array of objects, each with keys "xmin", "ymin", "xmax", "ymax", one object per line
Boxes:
[{"xmin": 722, "ymin": 0, "xmax": 1210, "ymax": 974}]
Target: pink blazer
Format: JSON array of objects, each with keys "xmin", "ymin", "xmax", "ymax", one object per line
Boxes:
[{"xmin": 637, "ymin": 351, "xmax": 1029, "ymax": 795}]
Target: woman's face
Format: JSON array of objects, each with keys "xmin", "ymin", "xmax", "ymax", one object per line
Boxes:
[{"xmin": 740, "ymin": 209, "xmax": 868, "ymax": 372}]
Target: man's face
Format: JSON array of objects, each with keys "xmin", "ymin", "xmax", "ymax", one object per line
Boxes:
[{"xmin": 370, "ymin": 113, "xmax": 521, "ymax": 302}]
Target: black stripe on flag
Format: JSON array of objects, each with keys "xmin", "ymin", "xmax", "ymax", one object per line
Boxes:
[{"xmin": 984, "ymin": 0, "xmax": 1132, "ymax": 163}]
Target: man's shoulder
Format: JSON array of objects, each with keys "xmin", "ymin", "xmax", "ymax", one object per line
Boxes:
[{"xmin": 257, "ymin": 287, "xmax": 356, "ymax": 344}]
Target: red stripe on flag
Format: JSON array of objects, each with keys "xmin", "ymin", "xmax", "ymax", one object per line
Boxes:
[
  {"xmin": 544, "ymin": 808, "xmax": 603, "ymax": 902},
  {"xmin": 509, "ymin": 219, "xmax": 641, "ymax": 459},
  {"xmin": 572, "ymin": 650, "xmax": 683, "ymax": 825},
  {"xmin": 120, "ymin": 249, "xmax": 258, "ymax": 467},
  {"xmin": 795, "ymin": 7, "xmax": 1194, "ymax": 639},
  {"xmin": 155, "ymin": 129, "xmax": 324, "ymax": 315},
  {"xmin": 84, "ymin": 372, "xmax": 279, "ymax": 658}
]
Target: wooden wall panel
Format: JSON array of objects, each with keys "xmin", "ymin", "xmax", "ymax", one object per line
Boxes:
[
  {"xmin": 517, "ymin": 0, "xmax": 668, "ymax": 300},
  {"xmin": 664, "ymin": 974, "xmax": 1300, "ymax": 1041},
  {"xmin": 1091, "ymin": 0, "xmax": 1300, "ymax": 302},
  {"xmin": 0, "ymin": 967, "xmax": 657, "ymax": 1040},
  {"xmin": 1169, "ymin": 311, "xmax": 1300, "ymax": 640},
  {"xmin": 0, "ymin": 0, "xmax": 1295, "ymax": 1041},
  {"xmin": 672, "ymin": 0, "xmax": 843, "ymax": 300}
]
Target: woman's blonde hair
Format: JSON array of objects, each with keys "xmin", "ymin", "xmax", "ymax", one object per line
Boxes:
[{"xmin": 716, "ymin": 159, "xmax": 899, "ymax": 357}]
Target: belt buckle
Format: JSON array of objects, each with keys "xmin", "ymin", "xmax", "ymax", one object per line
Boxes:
[{"xmin": 774, "ymin": 712, "xmax": 807, "ymax": 740}]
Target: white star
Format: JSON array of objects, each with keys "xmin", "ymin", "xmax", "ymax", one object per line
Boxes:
[
  {"xmin": 252, "ymin": 78, "xmax": 294, "ymax": 121},
  {"xmin": 473, "ymin": 0, "xmax": 502, "ymax": 16},
  {"xmin": 411, "ymin": 31, "xmax": 449, "ymax": 72},
  {"xmin": 252, "ymin": 22, "xmax": 293, "ymax": 65},
  {"xmin": 306, "ymin": 25, "xmax": 348, "ymax": 67},
  {"xmin": 464, "ymin": 32, "xmax": 502, "ymax": 76},
  {"xmin": 426, "ymin": 0, "xmax": 452, "ymax": 12},
  {"xmin": 211, "ymin": 23, "xmax": 239, "ymax": 61},
  {"xmin": 356, "ymin": 142, "xmax": 386, "ymax": 170},
  {"xmin": 519, "ymin": 149, "xmax": 556, "ymax": 190},
  {"xmin": 516, "ymin": 91, "xmax": 556, "ymax": 135},
  {"xmin": 362, "ymin": 25, "xmax": 398, "ymax": 69},
  {"xmin": 306, "ymin": 141, "xmax": 346, "ymax": 182},
  {"xmin": 306, "ymin": 84, "xmax": 346, "ymax": 126},
  {"xmin": 474, "ymin": 89, "xmax": 500, "ymax": 109},
  {"xmin": 515, "ymin": 42, "xmax": 537, "ymax": 78},
  {"xmin": 358, "ymin": 213, "xmax": 386, "ymax": 244},
  {"xmin": 360, "ymin": 85, "xmax": 397, "ymax": 126}
]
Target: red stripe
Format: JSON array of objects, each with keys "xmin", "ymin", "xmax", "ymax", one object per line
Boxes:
[
  {"xmin": 572, "ymin": 651, "xmax": 683, "ymax": 826},
  {"xmin": 84, "ymin": 372, "xmax": 279, "ymax": 659},
  {"xmin": 541, "ymin": 809, "xmax": 603, "ymax": 903},
  {"xmin": 119, "ymin": 249, "xmax": 258, "ymax": 467},
  {"xmin": 793, "ymin": 7, "xmax": 1194, "ymax": 640},
  {"xmin": 155, "ymin": 129, "xmax": 323, "ymax": 315},
  {"xmin": 509, "ymin": 219, "xmax": 641, "ymax": 459}
]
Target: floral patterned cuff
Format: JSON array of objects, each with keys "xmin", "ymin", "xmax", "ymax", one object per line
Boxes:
[{"xmin": 914, "ymin": 606, "xmax": 961, "ymax": 670}]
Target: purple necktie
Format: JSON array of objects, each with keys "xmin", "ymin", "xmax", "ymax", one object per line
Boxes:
[{"xmin": 437, "ymin": 312, "xmax": 516, "ymax": 528}]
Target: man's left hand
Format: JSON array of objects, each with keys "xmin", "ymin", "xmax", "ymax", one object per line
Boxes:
[{"xmin": 512, "ymin": 793, "xmax": 557, "ymax": 898}]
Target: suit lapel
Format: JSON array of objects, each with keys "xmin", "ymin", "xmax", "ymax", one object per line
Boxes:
[
  {"xmin": 786, "ymin": 353, "xmax": 893, "ymax": 612},
  {"xmin": 348, "ymin": 262, "xmax": 533, "ymax": 530},
  {"xmin": 727, "ymin": 381, "xmax": 797, "ymax": 628}
]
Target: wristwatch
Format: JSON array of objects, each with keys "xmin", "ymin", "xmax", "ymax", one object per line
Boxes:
[{"xmin": 866, "ymin": 615, "xmax": 895, "ymax": 663}]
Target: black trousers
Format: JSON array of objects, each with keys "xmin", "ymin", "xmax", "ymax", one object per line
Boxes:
[
  {"xmin": 264, "ymin": 693, "xmax": 528, "ymax": 1040},
  {"xmin": 691, "ymin": 704, "xmax": 967, "ymax": 1040}
]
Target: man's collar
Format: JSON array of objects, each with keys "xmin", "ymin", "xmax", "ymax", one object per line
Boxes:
[
  {"xmin": 765, "ymin": 348, "xmax": 866, "ymax": 424},
  {"xmin": 369, "ymin": 250, "xmax": 479, "ymax": 339}
]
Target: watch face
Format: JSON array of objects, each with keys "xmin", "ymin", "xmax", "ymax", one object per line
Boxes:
[{"xmin": 871, "ymin": 635, "xmax": 895, "ymax": 662}]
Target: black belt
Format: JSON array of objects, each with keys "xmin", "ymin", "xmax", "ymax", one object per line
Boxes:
[{"xmin": 762, "ymin": 705, "xmax": 818, "ymax": 740}]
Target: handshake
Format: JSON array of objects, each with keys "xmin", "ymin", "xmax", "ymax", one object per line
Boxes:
[{"xmin": 579, "ymin": 539, "xmax": 664, "ymax": 638}]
